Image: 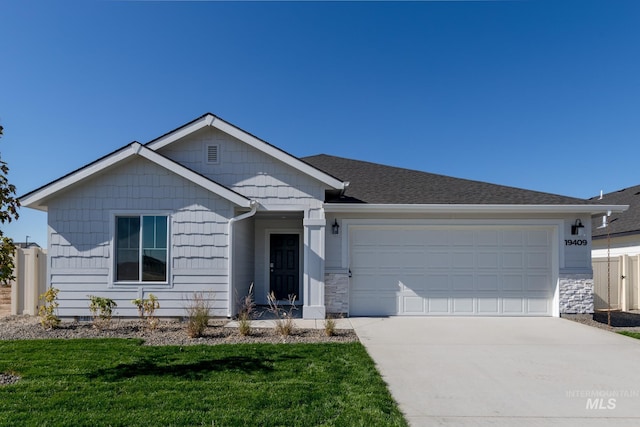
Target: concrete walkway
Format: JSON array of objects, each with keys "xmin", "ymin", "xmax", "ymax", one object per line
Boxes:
[{"xmin": 350, "ymin": 317, "xmax": 640, "ymax": 427}]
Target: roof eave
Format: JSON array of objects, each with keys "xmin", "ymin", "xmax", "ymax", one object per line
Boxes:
[
  {"xmin": 21, "ymin": 142, "xmax": 252, "ymax": 211},
  {"xmin": 324, "ymin": 203, "xmax": 630, "ymax": 214}
]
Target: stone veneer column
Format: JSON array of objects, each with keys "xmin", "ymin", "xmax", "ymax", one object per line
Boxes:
[
  {"xmin": 324, "ymin": 272, "xmax": 349, "ymax": 314},
  {"xmin": 559, "ymin": 273, "xmax": 594, "ymax": 314}
]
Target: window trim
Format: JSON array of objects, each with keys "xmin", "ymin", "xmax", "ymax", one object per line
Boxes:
[{"xmin": 110, "ymin": 211, "xmax": 172, "ymax": 287}]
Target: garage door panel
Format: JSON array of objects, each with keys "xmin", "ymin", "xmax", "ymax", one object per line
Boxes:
[
  {"xmin": 503, "ymin": 298, "xmax": 525, "ymax": 314},
  {"xmin": 503, "ymin": 274, "xmax": 524, "ymax": 291},
  {"xmin": 349, "ymin": 226, "xmax": 554, "ymax": 316},
  {"xmin": 452, "ymin": 275, "xmax": 474, "ymax": 291},
  {"xmin": 477, "ymin": 274, "xmax": 500, "ymax": 291},
  {"xmin": 477, "ymin": 297, "xmax": 500, "ymax": 314},
  {"xmin": 452, "ymin": 298, "xmax": 474, "ymax": 314},
  {"xmin": 477, "ymin": 252, "xmax": 499, "ymax": 269},
  {"xmin": 427, "ymin": 297, "xmax": 450, "ymax": 313},
  {"xmin": 425, "ymin": 274, "xmax": 450, "ymax": 291},
  {"xmin": 426, "ymin": 252, "xmax": 451, "ymax": 268},
  {"xmin": 403, "ymin": 296, "xmax": 425, "ymax": 313},
  {"xmin": 503, "ymin": 252, "xmax": 524, "ymax": 268},
  {"xmin": 453, "ymin": 252, "xmax": 474, "ymax": 268}
]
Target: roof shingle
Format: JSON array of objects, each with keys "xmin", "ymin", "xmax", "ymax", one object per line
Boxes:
[
  {"xmin": 590, "ymin": 185, "xmax": 640, "ymax": 238},
  {"xmin": 302, "ymin": 154, "xmax": 597, "ymax": 205}
]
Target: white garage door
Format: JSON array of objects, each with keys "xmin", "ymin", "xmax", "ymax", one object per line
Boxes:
[{"xmin": 349, "ymin": 225, "xmax": 555, "ymax": 316}]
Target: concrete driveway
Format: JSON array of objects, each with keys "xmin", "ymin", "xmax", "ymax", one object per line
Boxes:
[{"xmin": 351, "ymin": 317, "xmax": 640, "ymax": 427}]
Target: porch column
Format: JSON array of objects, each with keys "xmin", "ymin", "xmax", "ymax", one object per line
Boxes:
[{"xmin": 302, "ymin": 218, "xmax": 326, "ymax": 319}]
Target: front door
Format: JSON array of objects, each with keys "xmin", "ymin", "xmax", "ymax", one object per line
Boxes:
[{"xmin": 269, "ymin": 234, "xmax": 300, "ymax": 300}]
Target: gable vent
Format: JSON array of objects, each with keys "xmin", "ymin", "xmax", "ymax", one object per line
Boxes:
[{"xmin": 206, "ymin": 144, "xmax": 219, "ymax": 164}]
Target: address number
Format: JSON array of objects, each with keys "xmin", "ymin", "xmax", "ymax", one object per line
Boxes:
[{"xmin": 565, "ymin": 239, "xmax": 588, "ymax": 246}]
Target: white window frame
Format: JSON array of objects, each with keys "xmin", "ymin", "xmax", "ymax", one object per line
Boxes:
[{"xmin": 110, "ymin": 211, "xmax": 172, "ymax": 287}]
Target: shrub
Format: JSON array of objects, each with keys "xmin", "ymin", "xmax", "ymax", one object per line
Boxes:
[
  {"xmin": 132, "ymin": 294, "xmax": 160, "ymax": 330},
  {"xmin": 88, "ymin": 295, "xmax": 117, "ymax": 329},
  {"xmin": 184, "ymin": 291, "xmax": 211, "ymax": 338},
  {"xmin": 267, "ymin": 291, "xmax": 297, "ymax": 337},
  {"xmin": 324, "ymin": 314, "xmax": 339, "ymax": 337},
  {"xmin": 38, "ymin": 287, "xmax": 60, "ymax": 329},
  {"xmin": 237, "ymin": 283, "xmax": 257, "ymax": 336}
]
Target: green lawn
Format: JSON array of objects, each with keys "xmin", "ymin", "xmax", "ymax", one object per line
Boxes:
[
  {"xmin": 618, "ymin": 331, "xmax": 640, "ymax": 340},
  {"xmin": 0, "ymin": 339, "xmax": 407, "ymax": 427}
]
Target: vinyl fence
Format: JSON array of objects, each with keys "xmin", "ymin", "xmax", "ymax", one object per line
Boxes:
[
  {"xmin": 10, "ymin": 246, "xmax": 47, "ymax": 316},
  {"xmin": 593, "ymin": 255, "xmax": 640, "ymax": 311}
]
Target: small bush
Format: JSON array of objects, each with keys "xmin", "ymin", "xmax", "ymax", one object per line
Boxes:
[
  {"xmin": 38, "ymin": 287, "xmax": 60, "ymax": 330},
  {"xmin": 132, "ymin": 294, "xmax": 160, "ymax": 330},
  {"xmin": 267, "ymin": 291, "xmax": 297, "ymax": 337},
  {"xmin": 324, "ymin": 314, "xmax": 340, "ymax": 337},
  {"xmin": 88, "ymin": 295, "xmax": 117, "ymax": 329},
  {"xmin": 237, "ymin": 283, "xmax": 257, "ymax": 336},
  {"xmin": 184, "ymin": 291, "xmax": 211, "ymax": 338}
]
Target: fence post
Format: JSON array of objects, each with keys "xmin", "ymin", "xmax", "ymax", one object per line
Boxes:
[{"xmin": 621, "ymin": 254, "xmax": 629, "ymax": 311}]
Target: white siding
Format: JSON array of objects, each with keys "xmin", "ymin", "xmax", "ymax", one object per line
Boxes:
[
  {"xmin": 47, "ymin": 157, "xmax": 234, "ymax": 317},
  {"xmin": 157, "ymin": 127, "xmax": 326, "ymax": 213}
]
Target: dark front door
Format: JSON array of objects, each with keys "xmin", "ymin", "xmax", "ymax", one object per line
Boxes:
[{"xmin": 270, "ymin": 234, "xmax": 300, "ymax": 300}]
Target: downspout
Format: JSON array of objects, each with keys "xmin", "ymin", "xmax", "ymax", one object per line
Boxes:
[{"xmin": 227, "ymin": 200, "xmax": 258, "ymax": 317}]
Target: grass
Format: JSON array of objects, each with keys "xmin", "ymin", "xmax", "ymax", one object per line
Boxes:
[
  {"xmin": 618, "ymin": 331, "xmax": 640, "ymax": 340},
  {"xmin": 0, "ymin": 339, "xmax": 407, "ymax": 426}
]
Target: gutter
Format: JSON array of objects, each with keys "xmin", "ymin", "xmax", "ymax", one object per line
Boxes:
[
  {"xmin": 323, "ymin": 203, "xmax": 629, "ymax": 215},
  {"xmin": 227, "ymin": 201, "xmax": 258, "ymax": 317}
]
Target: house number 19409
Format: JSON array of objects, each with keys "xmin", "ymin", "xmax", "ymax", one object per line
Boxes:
[{"xmin": 565, "ymin": 239, "xmax": 588, "ymax": 246}]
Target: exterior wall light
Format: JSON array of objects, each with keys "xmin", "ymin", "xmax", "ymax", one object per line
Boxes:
[
  {"xmin": 571, "ymin": 219, "xmax": 585, "ymax": 236},
  {"xmin": 332, "ymin": 219, "xmax": 340, "ymax": 235}
]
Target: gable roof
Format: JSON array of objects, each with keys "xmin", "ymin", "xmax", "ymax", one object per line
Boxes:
[
  {"xmin": 21, "ymin": 142, "xmax": 252, "ymax": 211},
  {"xmin": 303, "ymin": 154, "xmax": 626, "ymax": 214},
  {"xmin": 146, "ymin": 113, "xmax": 345, "ymax": 190},
  {"xmin": 590, "ymin": 185, "xmax": 640, "ymax": 238}
]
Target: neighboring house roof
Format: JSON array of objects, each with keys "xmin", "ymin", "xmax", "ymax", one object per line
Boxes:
[
  {"xmin": 14, "ymin": 242, "xmax": 41, "ymax": 249},
  {"xmin": 146, "ymin": 113, "xmax": 345, "ymax": 191},
  {"xmin": 590, "ymin": 185, "xmax": 640, "ymax": 238},
  {"xmin": 21, "ymin": 142, "xmax": 252, "ymax": 211},
  {"xmin": 304, "ymin": 154, "xmax": 604, "ymax": 206}
]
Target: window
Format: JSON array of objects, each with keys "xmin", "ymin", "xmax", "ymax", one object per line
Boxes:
[{"xmin": 115, "ymin": 215, "xmax": 168, "ymax": 283}]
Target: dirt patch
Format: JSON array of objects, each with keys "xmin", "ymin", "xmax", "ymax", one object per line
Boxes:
[
  {"xmin": 0, "ymin": 315, "xmax": 358, "ymax": 346},
  {"xmin": 562, "ymin": 311, "xmax": 640, "ymax": 333}
]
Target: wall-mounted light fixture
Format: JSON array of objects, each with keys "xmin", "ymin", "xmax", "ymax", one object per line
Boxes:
[
  {"xmin": 571, "ymin": 219, "xmax": 585, "ymax": 236},
  {"xmin": 332, "ymin": 219, "xmax": 340, "ymax": 235}
]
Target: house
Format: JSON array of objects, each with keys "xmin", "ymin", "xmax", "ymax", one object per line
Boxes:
[
  {"xmin": 20, "ymin": 113, "xmax": 627, "ymax": 319},
  {"xmin": 590, "ymin": 186, "xmax": 640, "ymax": 311}
]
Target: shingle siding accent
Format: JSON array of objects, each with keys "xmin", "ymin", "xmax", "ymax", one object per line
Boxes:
[
  {"xmin": 47, "ymin": 157, "xmax": 234, "ymax": 317},
  {"xmin": 158, "ymin": 127, "xmax": 326, "ymax": 210}
]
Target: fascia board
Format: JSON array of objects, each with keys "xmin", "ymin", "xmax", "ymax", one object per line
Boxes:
[
  {"xmin": 137, "ymin": 147, "xmax": 251, "ymax": 208},
  {"xmin": 324, "ymin": 203, "xmax": 629, "ymax": 215},
  {"xmin": 210, "ymin": 117, "xmax": 345, "ymax": 190},
  {"xmin": 22, "ymin": 142, "xmax": 252, "ymax": 211}
]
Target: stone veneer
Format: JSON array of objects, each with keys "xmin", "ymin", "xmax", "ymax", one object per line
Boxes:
[
  {"xmin": 559, "ymin": 273, "xmax": 594, "ymax": 314},
  {"xmin": 325, "ymin": 273, "xmax": 349, "ymax": 315}
]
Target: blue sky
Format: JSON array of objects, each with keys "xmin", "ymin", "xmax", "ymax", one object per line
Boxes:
[{"xmin": 1, "ymin": 0, "xmax": 639, "ymax": 246}]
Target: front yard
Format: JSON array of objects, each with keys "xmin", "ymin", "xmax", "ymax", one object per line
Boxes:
[{"xmin": 0, "ymin": 339, "xmax": 407, "ymax": 426}]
